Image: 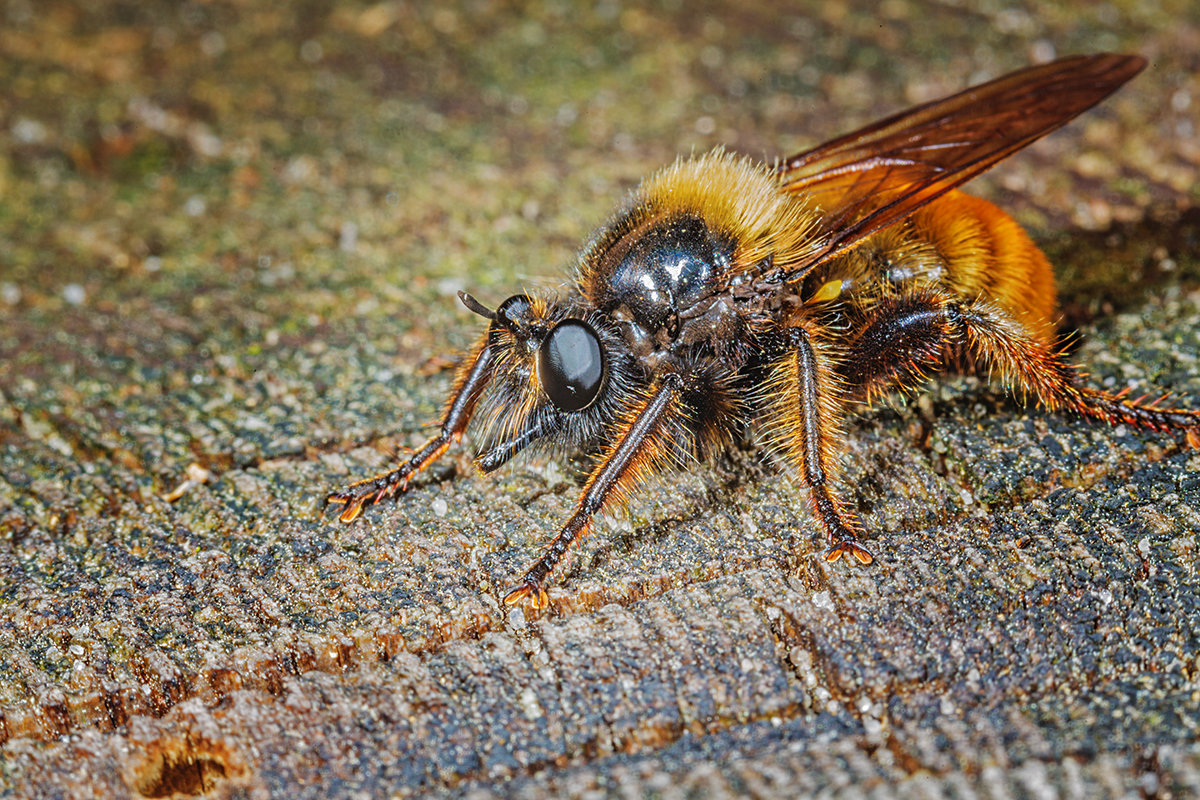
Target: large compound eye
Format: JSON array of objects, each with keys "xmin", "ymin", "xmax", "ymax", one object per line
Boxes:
[{"xmin": 538, "ymin": 319, "xmax": 605, "ymax": 412}]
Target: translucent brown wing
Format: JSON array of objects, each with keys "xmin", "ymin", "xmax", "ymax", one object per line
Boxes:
[{"xmin": 776, "ymin": 53, "xmax": 1146, "ymax": 281}]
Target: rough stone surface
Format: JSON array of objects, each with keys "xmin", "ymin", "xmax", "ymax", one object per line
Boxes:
[{"xmin": 1, "ymin": 1, "xmax": 1199, "ymax": 798}]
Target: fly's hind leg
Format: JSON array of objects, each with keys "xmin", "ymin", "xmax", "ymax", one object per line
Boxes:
[
  {"xmin": 839, "ymin": 293, "xmax": 959, "ymax": 404},
  {"xmin": 953, "ymin": 302, "xmax": 1200, "ymax": 443},
  {"xmin": 839, "ymin": 290, "xmax": 1200, "ymax": 443},
  {"xmin": 325, "ymin": 335, "xmax": 493, "ymax": 523},
  {"xmin": 831, "ymin": 289, "xmax": 1200, "ymax": 562}
]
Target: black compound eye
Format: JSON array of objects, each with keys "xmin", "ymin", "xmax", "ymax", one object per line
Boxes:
[{"xmin": 538, "ymin": 319, "xmax": 605, "ymax": 412}]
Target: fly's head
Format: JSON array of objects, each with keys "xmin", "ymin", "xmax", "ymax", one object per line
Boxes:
[{"xmin": 459, "ymin": 291, "xmax": 637, "ymax": 472}]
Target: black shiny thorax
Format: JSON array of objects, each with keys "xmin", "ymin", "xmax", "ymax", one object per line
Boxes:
[{"xmin": 583, "ymin": 212, "xmax": 744, "ymax": 364}]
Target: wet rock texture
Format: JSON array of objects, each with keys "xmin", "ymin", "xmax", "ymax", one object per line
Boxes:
[{"xmin": 2, "ymin": 1, "xmax": 1199, "ymax": 797}]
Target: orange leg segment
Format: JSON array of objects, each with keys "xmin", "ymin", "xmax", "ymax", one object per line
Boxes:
[
  {"xmin": 955, "ymin": 301, "xmax": 1200, "ymax": 440},
  {"xmin": 841, "ymin": 291, "xmax": 1200, "ymax": 443}
]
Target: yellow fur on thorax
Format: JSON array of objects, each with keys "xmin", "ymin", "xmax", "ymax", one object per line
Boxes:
[{"xmin": 636, "ymin": 149, "xmax": 823, "ymax": 274}]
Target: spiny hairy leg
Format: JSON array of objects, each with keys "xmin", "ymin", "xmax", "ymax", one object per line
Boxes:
[
  {"xmin": 841, "ymin": 290, "xmax": 1200, "ymax": 444},
  {"xmin": 951, "ymin": 301, "xmax": 1200, "ymax": 445},
  {"xmin": 503, "ymin": 373, "xmax": 687, "ymax": 609},
  {"xmin": 768, "ymin": 324, "xmax": 873, "ymax": 565},
  {"xmin": 1070, "ymin": 389, "xmax": 1200, "ymax": 447},
  {"xmin": 325, "ymin": 336, "xmax": 493, "ymax": 522},
  {"xmin": 324, "ymin": 436, "xmax": 455, "ymax": 523}
]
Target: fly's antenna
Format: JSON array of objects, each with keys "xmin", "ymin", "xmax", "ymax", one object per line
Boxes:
[
  {"xmin": 460, "ymin": 290, "xmax": 528, "ymax": 336},
  {"xmin": 458, "ymin": 291, "xmax": 496, "ymax": 321}
]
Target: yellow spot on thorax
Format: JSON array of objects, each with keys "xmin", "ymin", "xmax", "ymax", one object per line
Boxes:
[{"xmin": 808, "ymin": 279, "xmax": 844, "ymax": 304}]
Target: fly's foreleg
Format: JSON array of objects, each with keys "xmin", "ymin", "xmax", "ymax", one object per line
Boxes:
[
  {"xmin": 504, "ymin": 372, "xmax": 689, "ymax": 609},
  {"xmin": 325, "ymin": 334, "xmax": 493, "ymax": 522}
]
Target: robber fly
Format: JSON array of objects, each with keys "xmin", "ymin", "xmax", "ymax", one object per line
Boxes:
[{"xmin": 326, "ymin": 53, "xmax": 1200, "ymax": 609}]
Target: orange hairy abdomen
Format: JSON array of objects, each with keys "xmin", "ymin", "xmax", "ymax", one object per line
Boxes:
[{"xmin": 912, "ymin": 191, "xmax": 1059, "ymax": 341}]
